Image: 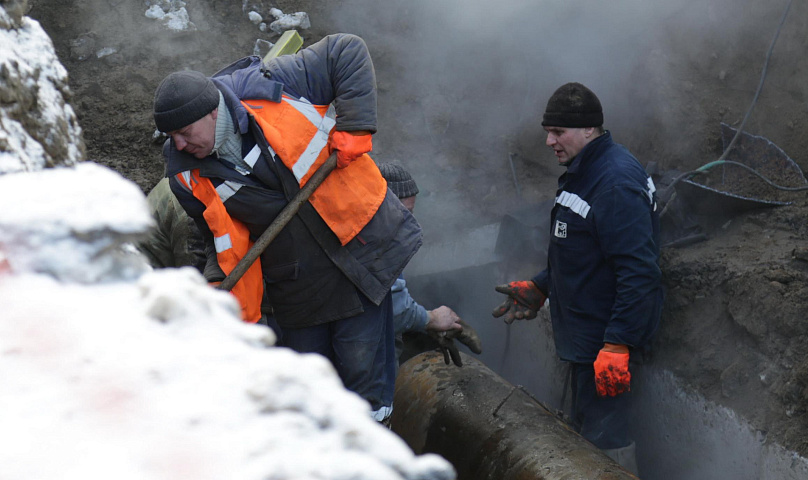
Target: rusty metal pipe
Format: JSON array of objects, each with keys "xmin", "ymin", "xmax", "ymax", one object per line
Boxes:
[{"xmin": 392, "ymin": 351, "xmax": 638, "ymax": 480}]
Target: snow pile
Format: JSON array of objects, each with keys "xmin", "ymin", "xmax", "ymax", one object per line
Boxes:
[
  {"xmin": 0, "ymin": 162, "xmax": 153, "ymax": 283},
  {"xmin": 0, "ymin": 262, "xmax": 454, "ymax": 479},
  {"xmin": 0, "ymin": 167, "xmax": 455, "ymax": 480},
  {"xmin": 0, "ymin": 7, "xmax": 84, "ymax": 173},
  {"xmin": 0, "ymin": 4, "xmax": 456, "ymax": 480}
]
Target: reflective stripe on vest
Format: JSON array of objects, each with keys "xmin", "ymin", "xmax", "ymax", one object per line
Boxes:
[
  {"xmin": 647, "ymin": 177, "xmax": 658, "ymax": 211},
  {"xmin": 241, "ymin": 96, "xmax": 387, "ymax": 245},
  {"xmin": 556, "ymin": 191, "xmax": 591, "ymax": 219},
  {"xmin": 556, "ymin": 177, "xmax": 658, "ymax": 219},
  {"xmin": 244, "ymin": 144, "xmax": 263, "ymax": 169},
  {"xmin": 175, "ymin": 170, "xmax": 263, "ymax": 323}
]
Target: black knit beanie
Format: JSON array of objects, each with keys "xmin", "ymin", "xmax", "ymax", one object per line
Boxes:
[
  {"xmin": 378, "ymin": 163, "xmax": 419, "ymax": 199},
  {"xmin": 541, "ymin": 82, "xmax": 603, "ymax": 128},
  {"xmin": 153, "ymin": 70, "xmax": 219, "ymax": 133}
]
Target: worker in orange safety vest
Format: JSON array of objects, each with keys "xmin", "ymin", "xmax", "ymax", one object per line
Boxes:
[{"xmin": 153, "ymin": 33, "xmax": 422, "ymax": 424}]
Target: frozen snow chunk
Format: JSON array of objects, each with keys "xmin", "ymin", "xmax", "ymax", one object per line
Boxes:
[
  {"xmin": 144, "ymin": 1, "xmax": 196, "ymax": 31},
  {"xmin": 144, "ymin": 4, "xmax": 165, "ymax": 19},
  {"xmin": 248, "ymin": 11, "xmax": 262, "ymax": 24},
  {"xmin": 0, "ymin": 162, "xmax": 153, "ymax": 283},
  {"xmin": 268, "ymin": 8, "xmax": 310, "ymax": 34},
  {"xmin": 96, "ymin": 47, "xmax": 117, "ymax": 58},
  {"xmin": 162, "ymin": 7, "xmax": 196, "ymax": 31}
]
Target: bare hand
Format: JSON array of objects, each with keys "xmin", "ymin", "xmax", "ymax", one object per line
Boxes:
[
  {"xmin": 426, "ymin": 306, "xmax": 463, "ymax": 333},
  {"xmin": 425, "ymin": 308, "xmax": 483, "ymax": 367}
]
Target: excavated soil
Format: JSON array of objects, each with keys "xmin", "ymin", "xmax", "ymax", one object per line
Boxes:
[{"xmin": 29, "ymin": 0, "xmax": 808, "ymax": 460}]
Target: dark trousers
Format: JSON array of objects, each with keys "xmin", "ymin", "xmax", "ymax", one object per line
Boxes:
[
  {"xmin": 570, "ymin": 362, "xmax": 633, "ymax": 450},
  {"xmin": 280, "ymin": 292, "xmax": 396, "ymax": 413}
]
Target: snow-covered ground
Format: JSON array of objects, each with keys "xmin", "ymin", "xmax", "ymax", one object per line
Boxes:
[{"xmin": 0, "ymin": 5, "xmax": 454, "ymax": 480}]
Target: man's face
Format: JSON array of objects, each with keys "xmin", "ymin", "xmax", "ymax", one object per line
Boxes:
[
  {"xmin": 169, "ymin": 109, "xmax": 218, "ymax": 159},
  {"xmin": 400, "ymin": 195, "xmax": 416, "ymax": 213},
  {"xmin": 544, "ymin": 126, "xmax": 595, "ymax": 166}
]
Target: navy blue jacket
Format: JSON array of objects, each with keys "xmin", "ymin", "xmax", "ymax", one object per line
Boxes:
[
  {"xmin": 533, "ymin": 132, "xmax": 662, "ymax": 363},
  {"xmin": 165, "ymin": 34, "xmax": 422, "ymax": 328}
]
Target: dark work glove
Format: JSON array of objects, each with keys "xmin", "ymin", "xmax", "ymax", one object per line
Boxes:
[
  {"xmin": 428, "ymin": 330, "xmax": 463, "ymax": 367},
  {"xmin": 427, "ymin": 320, "xmax": 483, "ymax": 367},
  {"xmin": 492, "ymin": 280, "xmax": 547, "ymax": 324},
  {"xmin": 455, "ymin": 319, "xmax": 482, "ymax": 354}
]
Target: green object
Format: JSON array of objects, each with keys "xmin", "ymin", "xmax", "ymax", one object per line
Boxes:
[
  {"xmin": 694, "ymin": 160, "xmax": 726, "ymax": 173},
  {"xmin": 264, "ymin": 30, "xmax": 304, "ymax": 61}
]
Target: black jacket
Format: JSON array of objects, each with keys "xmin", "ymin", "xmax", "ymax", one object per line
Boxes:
[{"xmin": 165, "ymin": 34, "xmax": 422, "ymax": 328}]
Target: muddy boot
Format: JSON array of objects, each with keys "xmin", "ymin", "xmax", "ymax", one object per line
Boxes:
[{"xmin": 603, "ymin": 441, "xmax": 638, "ymax": 476}]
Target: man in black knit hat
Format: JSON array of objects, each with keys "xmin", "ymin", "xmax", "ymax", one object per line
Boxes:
[
  {"xmin": 377, "ymin": 163, "xmax": 482, "ymax": 367},
  {"xmin": 153, "ymin": 34, "xmax": 423, "ymax": 426},
  {"xmin": 491, "ymin": 82, "xmax": 663, "ymax": 474}
]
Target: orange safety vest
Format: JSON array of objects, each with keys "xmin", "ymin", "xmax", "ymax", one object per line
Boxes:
[
  {"xmin": 175, "ymin": 170, "xmax": 263, "ymax": 324},
  {"xmin": 242, "ymin": 96, "xmax": 387, "ymax": 245}
]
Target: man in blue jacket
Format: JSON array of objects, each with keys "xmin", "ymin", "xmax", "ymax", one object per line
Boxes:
[
  {"xmin": 492, "ymin": 82, "xmax": 662, "ymax": 474},
  {"xmin": 152, "ymin": 33, "xmax": 422, "ymax": 425},
  {"xmin": 378, "ymin": 163, "xmax": 482, "ymax": 367}
]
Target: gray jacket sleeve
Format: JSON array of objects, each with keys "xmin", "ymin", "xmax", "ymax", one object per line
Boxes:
[
  {"xmin": 391, "ymin": 276, "xmax": 429, "ymax": 335},
  {"xmin": 264, "ymin": 33, "xmax": 377, "ymax": 133}
]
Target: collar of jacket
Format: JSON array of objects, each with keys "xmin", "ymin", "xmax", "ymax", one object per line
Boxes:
[
  {"xmin": 163, "ymin": 144, "xmax": 222, "ymax": 177},
  {"xmin": 213, "ymin": 93, "xmax": 245, "ymax": 167},
  {"xmin": 565, "ymin": 130, "xmax": 613, "ymax": 176},
  {"xmin": 163, "ymin": 138, "xmax": 262, "ymax": 187},
  {"xmin": 211, "ymin": 56, "xmax": 284, "ymax": 136},
  {"xmin": 211, "ymin": 77, "xmax": 252, "ymax": 135}
]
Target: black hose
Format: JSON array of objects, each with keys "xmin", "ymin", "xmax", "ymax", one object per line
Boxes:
[
  {"xmin": 660, "ymin": 0, "xmax": 797, "ymax": 218},
  {"xmin": 719, "ymin": 0, "xmax": 793, "ymax": 162},
  {"xmin": 659, "ymin": 158, "xmax": 808, "ymax": 218},
  {"xmin": 700, "ymin": 160, "xmax": 808, "ymax": 192}
]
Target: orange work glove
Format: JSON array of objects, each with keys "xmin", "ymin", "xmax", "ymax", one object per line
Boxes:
[
  {"xmin": 594, "ymin": 343, "xmax": 631, "ymax": 397},
  {"xmin": 331, "ymin": 130, "xmax": 373, "ymax": 168},
  {"xmin": 491, "ymin": 280, "xmax": 547, "ymax": 324}
]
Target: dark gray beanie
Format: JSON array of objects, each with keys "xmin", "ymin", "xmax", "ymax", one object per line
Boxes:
[
  {"xmin": 153, "ymin": 70, "xmax": 219, "ymax": 133},
  {"xmin": 541, "ymin": 82, "xmax": 603, "ymax": 128},
  {"xmin": 378, "ymin": 163, "xmax": 419, "ymax": 199}
]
